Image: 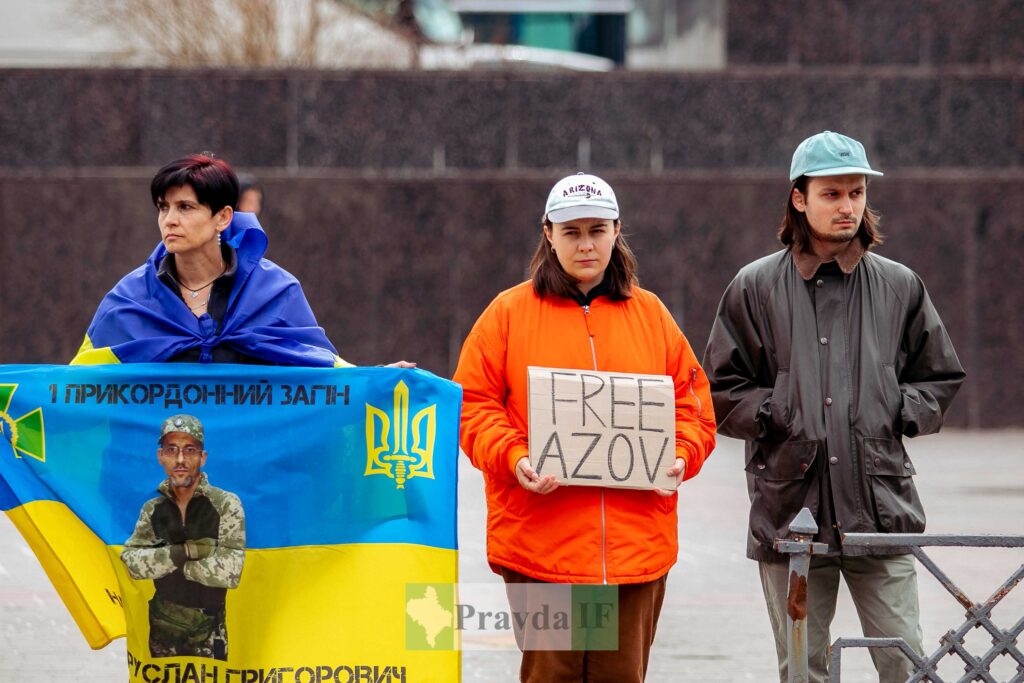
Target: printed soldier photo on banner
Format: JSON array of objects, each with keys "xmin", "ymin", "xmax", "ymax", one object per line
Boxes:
[{"xmin": 121, "ymin": 414, "xmax": 246, "ymax": 661}]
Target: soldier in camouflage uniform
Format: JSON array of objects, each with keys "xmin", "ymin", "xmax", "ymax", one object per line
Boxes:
[{"xmin": 122, "ymin": 414, "xmax": 245, "ymax": 661}]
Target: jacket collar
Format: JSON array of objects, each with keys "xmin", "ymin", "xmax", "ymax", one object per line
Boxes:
[
  {"xmin": 791, "ymin": 239, "xmax": 866, "ymax": 280},
  {"xmin": 157, "ymin": 243, "xmax": 239, "ymax": 285},
  {"xmin": 569, "ymin": 276, "xmax": 612, "ymax": 307}
]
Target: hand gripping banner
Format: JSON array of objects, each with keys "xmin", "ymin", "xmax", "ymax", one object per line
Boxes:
[{"xmin": 0, "ymin": 364, "xmax": 461, "ymax": 682}]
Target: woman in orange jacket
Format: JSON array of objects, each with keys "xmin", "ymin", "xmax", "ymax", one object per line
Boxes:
[{"xmin": 453, "ymin": 172, "xmax": 717, "ymax": 682}]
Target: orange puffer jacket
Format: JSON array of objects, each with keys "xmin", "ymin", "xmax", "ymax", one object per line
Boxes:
[{"xmin": 453, "ymin": 281, "xmax": 716, "ymax": 584}]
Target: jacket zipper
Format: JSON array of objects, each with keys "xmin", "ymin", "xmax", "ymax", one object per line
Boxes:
[
  {"xmin": 689, "ymin": 367, "xmax": 703, "ymax": 417},
  {"xmin": 582, "ymin": 303, "xmax": 608, "ymax": 585}
]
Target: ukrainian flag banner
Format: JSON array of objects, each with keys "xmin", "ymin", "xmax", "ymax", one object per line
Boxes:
[{"xmin": 0, "ymin": 364, "xmax": 460, "ymax": 682}]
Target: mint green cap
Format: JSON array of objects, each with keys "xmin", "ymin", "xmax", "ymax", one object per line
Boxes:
[{"xmin": 790, "ymin": 131, "xmax": 883, "ymax": 181}]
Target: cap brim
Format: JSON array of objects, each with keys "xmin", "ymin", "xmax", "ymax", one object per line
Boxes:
[
  {"xmin": 802, "ymin": 166, "xmax": 884, "ymax": 179},
  {"xmin": 158, "ymin": 432, "xmax": 203, "ymax": 444},
  {"xmin": 546, "ymin": 206, "xmax": 619, "ymax": 223}
]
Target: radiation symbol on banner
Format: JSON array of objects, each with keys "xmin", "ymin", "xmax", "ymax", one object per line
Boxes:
[
  {"xmin": 0, "ymin": 384, "xmax": 46, "ymax": 462},
  {"xmin": 365, "ymin": 380, "xmax": 436, "ymax": 489}
]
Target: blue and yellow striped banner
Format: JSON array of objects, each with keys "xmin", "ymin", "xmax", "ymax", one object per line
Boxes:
[{"xmin": 0, "ymin": 364, "xmax": 461, "ymax": 681}]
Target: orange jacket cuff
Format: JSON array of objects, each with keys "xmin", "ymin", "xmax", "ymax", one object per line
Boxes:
[{"xmin": 507, "ymin": 444, "xmax": 529, "ymax": 478}]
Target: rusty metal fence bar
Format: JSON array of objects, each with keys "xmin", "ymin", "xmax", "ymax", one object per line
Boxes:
[
  {"xmin": 833, "ymin": 533, "xmax": 1024, "ymax": 683},
  {"xmin": 775, "ymin": 508, "xmax": 829, "ymax": 683},
  {"xmin": 776, "ymin": 511, "xmax": 1024, "ymax": 682}
]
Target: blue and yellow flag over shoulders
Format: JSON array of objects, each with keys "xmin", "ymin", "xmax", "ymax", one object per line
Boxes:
[
  {"xmin": 71, "ymin": 213, "xmax": 350, "ymax": 368},
  {"xmin": 0, "ymin": 364, "xmax": 461, "ymax": 682}
]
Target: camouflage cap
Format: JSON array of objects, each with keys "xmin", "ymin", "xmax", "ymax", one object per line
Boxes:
[{"xmin": 158, "ymin": 414, "xmax": 204, "ymax": 444}]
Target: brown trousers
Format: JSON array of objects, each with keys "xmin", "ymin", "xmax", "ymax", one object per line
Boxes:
[{"xmin": 498, "ymin": 566, "xmax": 668, "ymax": 683}]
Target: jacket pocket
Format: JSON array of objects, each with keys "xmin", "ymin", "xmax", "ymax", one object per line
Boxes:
[
  {"xmin": 863, "ymin": 436, "xmax": 925, "ymax": 533},
  {"xmin": 766, "ymin": 369, "xmax": 791, "ymax": 435},
  {"xmin": 881, "ymin": 364, "xmax": 904, "ymax": 431},
  {"xmin": 746, "ymin": 439, "xmax": 819, "ymax": 545}
]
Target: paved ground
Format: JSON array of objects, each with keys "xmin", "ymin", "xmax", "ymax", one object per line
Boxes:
[{"xmin": 1, "ymin": 430, "xmax": 1022, "ymax": 681}]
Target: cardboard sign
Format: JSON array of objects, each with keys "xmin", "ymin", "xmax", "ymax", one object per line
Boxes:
[{"xmin": 527, "ymin": 367, "xmax": 676, "ymax": 490}]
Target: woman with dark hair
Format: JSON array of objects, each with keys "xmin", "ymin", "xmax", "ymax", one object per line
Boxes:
[
  {"xmin": 72, "ymin": 153, "xmax": 351, "ymax": 366},
  {"xmin": 453, "ymin": 173, "xmax": 717, "ymax": 682}
]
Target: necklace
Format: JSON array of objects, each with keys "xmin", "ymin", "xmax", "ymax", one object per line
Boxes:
[
  {"xmin": 187, "ymin": 298, "xmax": 210, "ymax": 312},
  {"xmin": 170, "ymin": 265, "xmax": 226, "ymax": 299}
]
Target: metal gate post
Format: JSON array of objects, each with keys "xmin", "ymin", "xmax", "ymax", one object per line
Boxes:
[{"xmin": 774, "ymin": 507, "xmax": 828, "ymax": 683}]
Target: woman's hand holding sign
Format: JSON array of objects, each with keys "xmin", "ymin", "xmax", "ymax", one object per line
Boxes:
[
  {"xmin": 515, "ymin": 457, "xmax": 561, "ymax": 495},
  {"xmin": 653, "ymin": 457, "xmax": 686, "ymax": 497}
]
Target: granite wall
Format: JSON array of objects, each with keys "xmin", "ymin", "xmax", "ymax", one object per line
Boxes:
[
  {"xmin": 1, "ymin": 52, "xmax": 1022, "ymax": 427},
  {"xmin": 1, "ymin": 69, "xmax": 1021, "ymax": 172},
  {"xmin": 727, "ymin": 0, "xmax": 1024, "ymax": 67}
]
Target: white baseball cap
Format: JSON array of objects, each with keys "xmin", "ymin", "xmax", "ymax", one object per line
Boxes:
[{"xmin": 544, "ymin": 172, "xmax": 619, "ymax": 223}]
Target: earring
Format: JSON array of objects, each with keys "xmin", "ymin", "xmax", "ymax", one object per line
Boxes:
[
  {"xmin": 217, "ymin": 232, "xmax": 222, "ymax": 246},
  {"xmin": 551, "ymin": 246, "xmax": 556, "ymax": 253}
]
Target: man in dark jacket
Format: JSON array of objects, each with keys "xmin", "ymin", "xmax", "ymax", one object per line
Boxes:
[
  {"xmin": 703, "ymin": 131, "xmax": 965, "ymax": 682},
  {"xmin": 122, "ymin": 414, "xmax": 245, "ymax": 661}
]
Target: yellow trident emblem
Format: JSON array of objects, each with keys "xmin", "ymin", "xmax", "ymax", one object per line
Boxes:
[
  {"xmin": 365, "ymin": 380, "xmax": 436, "ymax": 489},
  {"xmin": 0, "ymin": 384, "xmax": 46, "ymax": 463}
]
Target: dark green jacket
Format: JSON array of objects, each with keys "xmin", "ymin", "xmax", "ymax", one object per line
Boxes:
[
  {"xmin": 122, "ymin": 473, "xmax": 245, "ymax": 608},
  {"xmin": 704, "ymin": 249, "xmax": 965, "ymax": 561}
]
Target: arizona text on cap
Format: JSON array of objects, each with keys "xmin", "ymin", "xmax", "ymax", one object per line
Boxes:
[
  {"xmin": 545, "ymin": 172, "xmax": 619, "ymax": 224},
  {"xmin": 790, "ymin": 131, "xmax": 884, "ymax": 181},
  {"xmin": 158, "ymin": 414, "xmax": 204, "ymax": 444}
]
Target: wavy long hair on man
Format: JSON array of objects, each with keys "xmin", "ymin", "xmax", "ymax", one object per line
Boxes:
[{"xmin": 778, "ymin": 175, "xmax": 884, "ymax": 249}]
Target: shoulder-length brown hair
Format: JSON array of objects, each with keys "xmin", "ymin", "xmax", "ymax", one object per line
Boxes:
[
  {"xmin": 778, "ymin": 175, "xmax": 884, "ymax": 249},
  {"xmin": 530, "ymin": 218, "xmax": 638, "ymax": 300}
]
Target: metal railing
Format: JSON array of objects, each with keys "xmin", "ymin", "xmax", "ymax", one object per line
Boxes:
[{"xmin": 776, "ymin": 508, "xmax": 1024, "ymax": 683}]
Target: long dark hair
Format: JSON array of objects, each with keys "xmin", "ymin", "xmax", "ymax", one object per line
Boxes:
[
  {"xmin": 530, "ymin": 218, "xmax": 637, "ymax": 300},
  {"xmin": 778, "ymin": 175, "xmax": 884, "ymax": 249}
]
